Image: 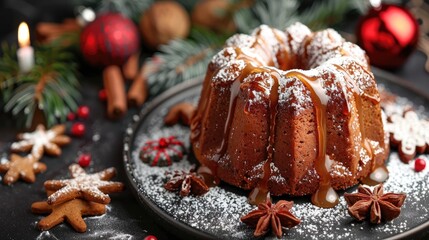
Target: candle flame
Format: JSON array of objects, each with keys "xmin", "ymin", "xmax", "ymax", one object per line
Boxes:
[{"xmin": 18, "ymin": 22, "xmax": 30, "ymax": 48}]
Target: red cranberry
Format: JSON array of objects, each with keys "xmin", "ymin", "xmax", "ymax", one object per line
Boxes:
[
  {"xmin": 144, "ymin": 236, "xmax": 157, "ymax": 240},
  {"xmin": 158, "ymin": 138, "xmax": 169, "ymax": 148},
  {"xmin": 415, "ymin": 158, "xmax": 426, "ymax": 172},
  {"xmin": 78, "ymin": 154, "xmax": 91, "ymax": 167},
  {"xmin": 77, "ymin": 105, "xmax": 90, "ymax": 119},
  {"xmin": 67, "ymin": 112, "xmax": 76, "ymax": 121},
  {"xmin": 71, "ymin": 123, "xmax": 86, "ymax": 137},
  {"xmin": 98, "ymin": 89, "xmax": 107, "ymax": 101}
]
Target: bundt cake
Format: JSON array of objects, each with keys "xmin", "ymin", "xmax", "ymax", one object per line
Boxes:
[{"xmin": 190, "ymin": 23, "xmax": 389, "ymax": 208}]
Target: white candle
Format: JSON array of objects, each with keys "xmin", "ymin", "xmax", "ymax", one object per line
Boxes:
[{"xmin": 17, "ymin": 22, "xmax": 34, "ymax": 73}]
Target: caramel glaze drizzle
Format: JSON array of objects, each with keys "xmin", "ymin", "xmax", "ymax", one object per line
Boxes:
[
  {"xmin": 192, "ymin": 27, "xmax": 279, "ymax": 190},
  {"xmin": 334, "ymin": 64, "xmax": 388, "ymax": 186},
  {"xmin": 285, "ymin": 70, "xmax": 339, "ymax": 208}
]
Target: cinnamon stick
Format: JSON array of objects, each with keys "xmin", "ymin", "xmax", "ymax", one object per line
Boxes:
[
  {"xmin": 127, "ymin": 65, "xmax": 149, "ymax": 107},
  {"xmin": 103, "ymin": 65, "xmax": 127, "ymax": 119},
  {"xmin": 122, "ymin": 52, "xmax": 140, "ymax": 80},
  {"xmin": 36, "ymin": 18, "xmax": 80, "ymax": 43}
]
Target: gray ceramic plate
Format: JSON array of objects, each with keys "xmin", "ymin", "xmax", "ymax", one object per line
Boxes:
[{"xmin": 123, "ymin": 68, "xmax": 429, "ymax": 240}]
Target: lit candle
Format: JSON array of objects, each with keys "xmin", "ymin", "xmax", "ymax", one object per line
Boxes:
[{"xmin": 17, "ymin": 22, "xmax": 34, "ymax": 73}]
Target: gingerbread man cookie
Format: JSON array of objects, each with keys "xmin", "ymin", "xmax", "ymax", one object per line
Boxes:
[
  {"xmin": 0, "ymin": 154, "xmax": 46, "ymax": 185},
  {"xmin": 385, "ymin": 111, "xmax": 429, "ymax": 162},
  {"xmin": 11, "ymin": 124, "xmax": 71, "ymax": 159},
  {"xmin": 44, "ymin": 164, "xmax": 124, "ymax": 205}
]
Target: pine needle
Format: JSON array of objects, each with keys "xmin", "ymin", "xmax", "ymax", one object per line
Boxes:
[
  {"xmin": 0, "ymin": 37, "xmax": 80, "ymax": 128},
  {"xmin": 145, "ymin": 28, "xmax": 228, "ymax": 96}
]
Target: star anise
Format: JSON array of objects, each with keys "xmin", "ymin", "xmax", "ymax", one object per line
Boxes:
[
  {"xmin": 344, "ymin": 184, "xmax": 406, "ymax": 224},
  {"xmin": 241, "ymin": 198, "xmax": 301, "ymax": 238},
  {"xmin": 164, "ymin": 170, "xmax": 209, "ymax": 196}
]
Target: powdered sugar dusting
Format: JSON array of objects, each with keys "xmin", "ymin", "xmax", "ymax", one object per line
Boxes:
[
  {"xmin": 226, "ymin": 34, "xmax": 256, "ymax": 49},
  {"xmin": 306, "ymin": 29, "xmax": 345, "ymax": 68},
  {"xmin": 211, "ymin": 47, "xmax": 237, "ymax": 69},
  {"xmin": 45, "ymin": 164, "xmax": 122, "ymax": 204},
  {"xmin": 213, "ymin": 60, "xmax": 246, "ymax": 83},
  {"xmin": 278, "ymin": 75, "xmax": 312, "ymax": 113},
  {"xmin": 284, "ymin": 22, "xmax": 311, "ymax": 56}
]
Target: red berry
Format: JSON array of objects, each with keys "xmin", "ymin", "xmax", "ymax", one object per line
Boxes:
[
  {"xmin": 144, "ymin": 236, "xmax": 157, "ymax": 240},
  {"xmin": 99, "ymin": 89, "xmax": 107, "ymax": 101},
  {"xmin": 415, "ymin": 158, "xmax": 426, "ymax": 172},
  {"xmin": 77, "ymin": 105, "xmax": 90, "ymax": 119},
  {"xmin": 67, "ymin": 112, "xmax": 76, "ymax": 121},
  {"xmin": 71, "ymin": 123, "xmax": 86, "ymax": 137},
  {"xmin": 78, "ymin": 154, "xmax": 91, "ymax": 167}
]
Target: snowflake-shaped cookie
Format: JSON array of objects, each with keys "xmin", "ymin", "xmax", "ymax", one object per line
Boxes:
[
  {"xmin": 0, "ymin": 154, "xmax": 47, "ymax": 185},
  {"xmin": 10, "ymin": 124, "xmax": 71, "ymax": 160},
  {"xmin": 32, "ymin": 198, "xmax": 106, "ymax": 232},
  {"xmin": 44, "ymin": 164, "xmax": 124, "ymax": 205},
  {"xmin": 385, "ymin": 111, "xmax": 429, "ymax": 162}
]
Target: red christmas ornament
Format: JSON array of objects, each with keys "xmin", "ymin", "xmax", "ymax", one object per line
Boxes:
[
  {"xmin": 78, "ymin": 154, "xmax": 92, "ymax": 167},
  {"xmin": 144, "ymin": 236, "xmax": 157, "ymax": 240},
  {"xmin": 356, "ymin": 3, "xmax": 419, "ymax": 69},
  {"xmin": 80, "ymin": 13, "xmax": 139, "ymax": 67},
  {"xmin": 77, "ymin": 105, "xmax": 90, "ymax": 119},
  {"xmin": 414, "ymin": 158, "xmax": 426, "ymax": 172},
  {"xmin": 71, "ymin": 122, "xmax": 86, "ymax": 137}
]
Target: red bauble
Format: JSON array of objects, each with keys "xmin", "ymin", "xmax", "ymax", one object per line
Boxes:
[
  {"xmin": 80, "ymin": 13, "xmax": 139, "ymax": 67},
  {"xmin": 356, "ymin": 4, "xmax": 419, "ymax": 69},
  {"xmin": 144, "ymin": 236, "xmax": 157, "ymax": 240}
]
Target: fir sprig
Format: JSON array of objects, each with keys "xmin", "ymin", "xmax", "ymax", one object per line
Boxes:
[
  {"xmin": 145, "ymin": 27, "xmax": 228, "ymax": 96},
  {"xmin": 0, "ymin": 37, "xmax": 80, "ymax": 128},
  {"xmin": 233, "ymin": 0, "xmax": 402, "ymax": 32},
  {"xmin": 234, "ymin": 0, "xmax": 299, "ymax": 33}
]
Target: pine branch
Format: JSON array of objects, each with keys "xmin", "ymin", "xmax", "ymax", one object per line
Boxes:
[
  {"xmin": 0, "ymin": 40, "xmax": 80, "ymax": 128},
  {"xmin": 233, "ymin": 0, "xmax": 403, "ymax": 32},
  {"xmin": 144, "ymin": 28, "xmax": 228, "ymax": 96},
  {"xmin": 234, "ymin": 0, "xmax": 299, "ymax": 33},
  {"xmin": 299, "ymin": 0, "xmax": 351, "ymax": 30}
]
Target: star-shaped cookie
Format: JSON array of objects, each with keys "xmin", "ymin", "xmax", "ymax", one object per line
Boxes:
[
  {"xmin": 31, "ymin": 198, "xmax": 106, "ymax": 232},
  {"xmin": 44, "ymin": 164, "xmax": 124, "ymax": 205},
  {"xmin": 11, "ymin": 124, "xmax": 71, "ymax": 160},
  {"xmin": 0, "ymin": 154, "xmax": 47, "ymax": 185}
]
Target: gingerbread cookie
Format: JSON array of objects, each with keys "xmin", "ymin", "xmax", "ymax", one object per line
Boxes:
[
  {"xmin": 44, "ymin": 164, "xmax": 124, "ymax": 205},
  {"xmin": 0, "ymin": 154, "xmax": 46, "ymax": 185},
  {"xmin": 11, "ymin": 124, "xmax": 71, "ymax": 160},
  {"xmin": 385, "ymin": 111, "xmax": 429, "ymax": 162},
  {"xmin": 32, "ymin": 197, "xmax": 106, "ymax": 232}
]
